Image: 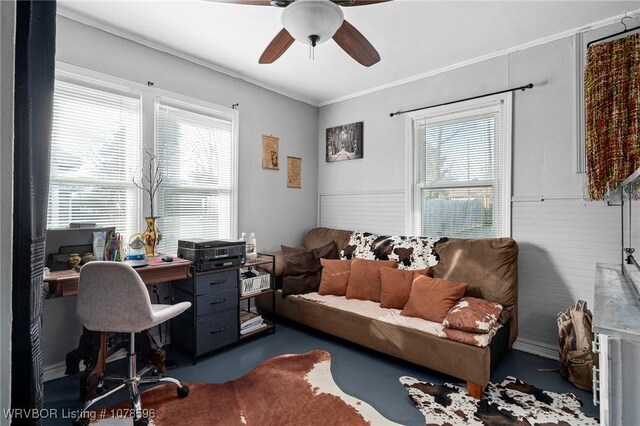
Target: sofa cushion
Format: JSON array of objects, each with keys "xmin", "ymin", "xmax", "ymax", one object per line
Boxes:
[
  {"xmin": 442, "ymin": 326, "xmax": 502, "ymax": 347},
  {"xmin": 281, "ymin": 251, "xmax": 322, "ymax": 297},
  {"xmin": 341, "ymin": 232, "xmax": 446, "ymax": 270},
  {"xmin": 443, "ymin": 297, "xmax": 503, "ymax": 334},
  {"xmin": 290, "ymin": 292, "xmax": 503, "ymax": 349},
  {"xmin": 345, "ymin": 259, "xmax": 397, "ymax": 302},
  {"xmin": 318, "ymin": 259, "xmax": 352, "ymax": 296},
  {"xmin": 379, "ymin": 267, "xmax": 430, "ymax": 309},
  {"xmin": 282, "ymin": 241, "xmax": 338, "ymax": 261},
  {"xmin": 432, "ymin": 238, "xmax": 518, "ymax": 308},
  {"xmin": 304, "ymin": 227, "xmax": 352, "ymax": 253},
  {"xmin": 401, "ymin": 275, "xmax": 467, "ymax": 323},
  {"xmin": 281, "ymin": 242, "xmax": 338, "ymax": 297}
]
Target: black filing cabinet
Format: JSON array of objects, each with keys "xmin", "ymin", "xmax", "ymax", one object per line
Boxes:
[{"xmin": 171, "ymin": 267, "xmax": 239, "ymax": 363}]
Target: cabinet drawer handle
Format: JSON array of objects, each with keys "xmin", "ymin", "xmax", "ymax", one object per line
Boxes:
[
  {"xmin": 210, "ymin": 327, "xmax": 226, "ymax": 334},
  {"xmin": 210, "ymin": 299, "xmax": 225, "ymax": 305},
  {"xmin": 209, "ymin": 280, "xmax": 225, "ymax": 286}
]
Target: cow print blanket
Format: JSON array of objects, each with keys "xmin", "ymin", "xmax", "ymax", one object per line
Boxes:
[{"xmin": 400, "ymin": 376, "xmax": 599, "ymax": 425}]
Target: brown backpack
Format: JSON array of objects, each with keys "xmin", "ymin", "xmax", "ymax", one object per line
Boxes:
[{"xmin": 557, "ymin": 300, "xmax": 597, "ymax": 391}]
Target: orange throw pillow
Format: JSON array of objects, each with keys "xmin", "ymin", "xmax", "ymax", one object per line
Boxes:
[
  {"xmin": 401, "ymin": 275, "xmax": 467, "ymax": 323},
  {"xmin": 318, "ymin": 259, "xmax": 352, "ymax": 296},
  {"xmin": 345, "ymin": 259, "xmax": 397, "ymax": 302},
  {"xmin": 379, "ymin": 267, "xmax": 430, "ymax": 309}
]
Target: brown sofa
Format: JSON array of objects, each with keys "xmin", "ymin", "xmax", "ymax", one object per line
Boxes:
[{"xmin": 263, "ymin": 227, "xmax": 519, "ymax": 398}]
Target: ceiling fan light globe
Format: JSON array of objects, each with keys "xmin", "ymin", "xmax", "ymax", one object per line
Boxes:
[{"xmin": 281, "ymin": 0, "xmax": 344, "ymax": 45}]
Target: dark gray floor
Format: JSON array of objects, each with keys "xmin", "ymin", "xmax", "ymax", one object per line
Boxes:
[{"xmin": 44, "ymin": 320, "xmax": 598, "ymax": 425}]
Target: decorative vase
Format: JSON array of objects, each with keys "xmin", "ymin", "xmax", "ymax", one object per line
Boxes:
[
  {"xmin": 69, "ymin": 253, "xmax": 81, "ymax": 268},
  {"xmin": 142, "ymin": 217, "xmax": 161, "ymax": 256}
]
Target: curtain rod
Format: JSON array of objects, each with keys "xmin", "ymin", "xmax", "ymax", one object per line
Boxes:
[
  {"xmin": 587, "ymin": 25, "xmax": 640, "ymax": 48},
  {"xmin": 389, "ymin": 83, "xmax": 534, "ymax": 117}
]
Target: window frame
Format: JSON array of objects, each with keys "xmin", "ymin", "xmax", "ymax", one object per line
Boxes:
[
  {"xmin": 404, "ymin": 92, "xmax": 512, "ymax": 238},
  {"xmin": 50, "ymin": 63, "xmax": 238, "ymax": 248},
  {"xmin": 153, "ymin": 93, "xmax": 239, "ymax": 252},
  {"xmin": 49, "ymin": 66, "xmax": 145, "ymax": 238}
]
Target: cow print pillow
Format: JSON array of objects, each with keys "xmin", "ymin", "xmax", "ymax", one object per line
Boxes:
[
  {"xmin": 443, "ymin": 297, "xmax": 503, "ymax": 334},
  {"xmin": 340, "ymin": 232, "xmax": 447, "ymax": 270}
]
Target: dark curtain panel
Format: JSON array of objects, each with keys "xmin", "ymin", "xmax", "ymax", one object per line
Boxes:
[
  {"xmin": 585, "ymin": 33, "xmax": 640, "ymax": 200},
  {"xmin": 12, "ymin": 1, "xmax": 56, "ymax": 424}
]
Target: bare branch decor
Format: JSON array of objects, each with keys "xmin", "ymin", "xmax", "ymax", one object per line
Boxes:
[{"xmin": 133, "ymin": 149, "xmax": 163, "ymax": 217}]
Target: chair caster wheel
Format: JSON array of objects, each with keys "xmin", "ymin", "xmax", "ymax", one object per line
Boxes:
[
  {"xmin": 134, "ymin": 417, "xmax": 149, "ymax": 426},
  {"xmin": 177, "ymin": 385, "xmax": 189, "ymax": 398},
  {"xmin": 72, "ymin": 417, "xmax": 90, "ymax": 426}
]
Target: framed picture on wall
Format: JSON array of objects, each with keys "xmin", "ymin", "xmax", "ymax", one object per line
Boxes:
[
  {"xmin": 326, "ymin": 121, "xmax": 363, "ymax": 162},
  {"xmin": 262, "ymin": 135, "xmax": 279, "ymax": 170},
  {"xmin": 287, "ymin": 156, "xmax": 301, "ymax": 188}
]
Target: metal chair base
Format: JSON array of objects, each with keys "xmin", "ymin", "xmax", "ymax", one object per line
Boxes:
[{"xmin": 73, "ymin": 332, "xmax": 189, "ymax": 425}]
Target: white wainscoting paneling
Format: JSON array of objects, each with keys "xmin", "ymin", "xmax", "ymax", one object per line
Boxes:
[
  {"xmin": 318, "ymin": 190, "xmax": 406, "ymax": 235},
  {"xmin": 512, "ymin": 199, "xmax": 621, "ymax": 351}
]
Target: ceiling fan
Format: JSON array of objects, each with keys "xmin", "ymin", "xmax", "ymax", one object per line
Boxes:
[{"xmin": 213, "ymin": 0, "xmax": 391, "ymax": 67}]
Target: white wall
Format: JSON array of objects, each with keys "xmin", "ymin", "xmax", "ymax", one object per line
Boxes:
[
  {"xmin": 317, "ymin": 33, "xmax": 627, "ymax": 356},
  {"xmin": 0, "ymin": 0, "xmax": 15, "ymax": 418},
  {"xmin": 42, "ymin": 16, "xmax": 319, "ymax": 375}
]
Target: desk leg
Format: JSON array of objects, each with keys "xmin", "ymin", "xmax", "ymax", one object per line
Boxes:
[
  {"xmin": 79, "ymin": 332, "xmax": 107, "ymax": 402},
  {"xmin": 136, "ymin": 331, "xmax": 166, "ymax": 374},
  {"xmin": 68, "ymin": 330, "xmax": 121, "ymax": 402},
  {"xmin": 65, "ymin": 327, "xmax": 96, "ymax": 376},
  {"xmin": 67, "ymin": 329, "xmax": 166, "ymax": 402}
]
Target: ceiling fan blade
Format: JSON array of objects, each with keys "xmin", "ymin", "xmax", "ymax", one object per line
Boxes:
[
  {"xmin": 338, "ymin": 0, "xmax": 392, "ymax": 6},
  {"xmin": 259, "ymin": 28, "xmax": 295, "ymax": 64},
  {"xmin": 332, "ymin": 19, "xmax": 380, "ymax": 67}
]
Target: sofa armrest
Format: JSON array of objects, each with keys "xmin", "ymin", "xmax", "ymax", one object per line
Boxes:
[
  {"xmin": 275, "ymin": 250, "xmax": 286, "ymax": 276},
  {"xmin": 258, "ymin": 250, "xmax": 285, "ymax": 277}
]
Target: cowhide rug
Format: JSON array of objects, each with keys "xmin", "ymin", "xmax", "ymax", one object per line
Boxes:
[
  {"xmin": 400, "ymin": 376, "xmax": 599, "ymax": 425},
  {"xmin": 91, "ymin": 350, "xmax": 399, "ymax": 425}
]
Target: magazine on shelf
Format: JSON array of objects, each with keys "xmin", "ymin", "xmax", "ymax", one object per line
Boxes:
[
  {"xmin": 240, "ymin": 322, "xmax": 268, "ymax": 335},
  {"xmin": 240, "ymin": 309, "xmax": 264, "ymax": 330},
  {"xmin": 240, "ymin": 310, "xmax": 262, "ymax": 326}
]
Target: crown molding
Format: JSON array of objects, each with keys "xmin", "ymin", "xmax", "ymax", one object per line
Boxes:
[
  {"xmin": 56, "ymin": 6, "xmax": 320, "ymax": 107},
  {"xmin": 317, "ymin": 9, "xmax": 640, "ymax": 107},
  {"xmin": 57, "ymin": 6, "xmax": 639, "ymax": 109}
]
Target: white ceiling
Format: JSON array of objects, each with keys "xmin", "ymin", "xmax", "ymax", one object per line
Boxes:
[{"xmin": 58, "ymin": 0, "xmax": 639, "ymax": 106}]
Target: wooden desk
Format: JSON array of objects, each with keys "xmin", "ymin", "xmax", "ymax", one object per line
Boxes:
[
  {"xmin": 43, "ymin": 258, "xmax": 191, "ymax": 402},
  {"xmin": 44, "ymin": 257, "xmax": 192, "ymax": 298}
]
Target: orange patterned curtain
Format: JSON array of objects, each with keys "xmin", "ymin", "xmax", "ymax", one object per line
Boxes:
[{"xmin": 585, "ymin": 33, "xmax": 640, "ymax": 200}]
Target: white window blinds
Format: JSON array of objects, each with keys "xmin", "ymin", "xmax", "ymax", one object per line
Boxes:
[
  {"xmin": 156, "ymin": 100, "xmax": 235, "ymax": 255},
  {"xmin": 47, "ymin": 79, "xmax": 141, "ymax": 240},
  {"xmin": 413, "ymin": 98, "xmax": 509, "ymax": 238}
]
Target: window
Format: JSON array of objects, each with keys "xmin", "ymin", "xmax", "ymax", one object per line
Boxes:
[
  {"xmin": 156, "ymin": 99, "xmax": 236, "ymax": 255},
  {"xmin": 48, "ymin": 78, "xmax": 141, "ymax": 240},
  {"xmin": 49, "ymin": 68, "xmax": 237, "ymax": 254},
  {"xmin": 410, "ymin": 95, "xmax": 511, "ymax": 238}
]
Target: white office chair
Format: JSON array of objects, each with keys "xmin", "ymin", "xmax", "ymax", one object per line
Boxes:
[{"xmin": 74, "ymin": 261, "xmax": 191, "ymax": 426}]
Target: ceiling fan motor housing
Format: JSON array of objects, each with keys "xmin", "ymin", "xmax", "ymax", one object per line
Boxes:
[{"xmin": 281, "ymin": 0, "xmax": 344, "ymax": 45}]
